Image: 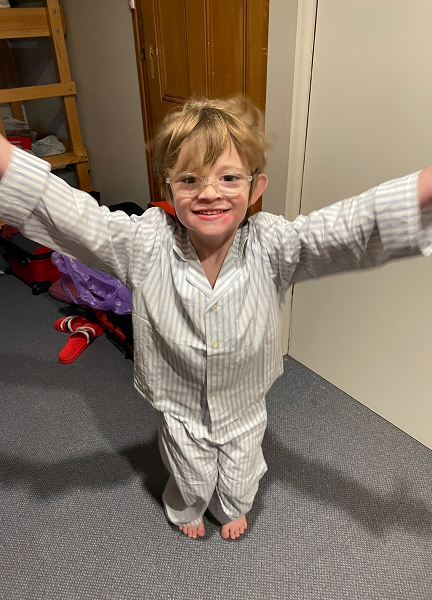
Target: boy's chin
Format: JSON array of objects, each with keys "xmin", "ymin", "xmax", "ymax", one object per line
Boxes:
[
  {"xmin": 190, "ymin": 230, "xmax": 239, "ymax": 249},
  {"xmin": 185, "ymin": 217, "xmax": 234, "ymax": 233}
]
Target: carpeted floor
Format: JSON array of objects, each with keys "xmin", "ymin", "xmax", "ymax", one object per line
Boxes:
[{"xmin": 1, "ymin": 272, "xmax": 431, "ymax": 599}]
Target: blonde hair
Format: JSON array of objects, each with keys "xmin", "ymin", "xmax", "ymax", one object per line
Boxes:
[{"xmin": 150, "ymin": 95, "xmax": 267, "ymax": 198}]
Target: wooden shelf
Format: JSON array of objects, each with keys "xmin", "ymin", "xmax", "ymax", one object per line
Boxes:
[
  {"xmin": 0, "ymin": 8, "xmax": 51, "ymax": 40},
  {"xmin": 42, "ymin": 150, "xmax": 88, "ymax": 168},
  {"xmin": 0, "ymin": 6, "xmax": 66, "ymax": 40},
  {"xmin": 0, "ymin": 82, "xmax": 76, "ymax": 104},
  {"xmin": 0, "ymin": 1, "xmax": 90, "ymax": 191}
]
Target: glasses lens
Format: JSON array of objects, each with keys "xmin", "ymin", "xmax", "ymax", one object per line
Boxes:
[
  {"xmin": 170, "ymin": 173, "xmax": 249, "ymax": 196},
  {"xmin": 217, "ymin": 174, "xmax": 247, "ymax": 195},
  {"xmin": 171, "ymin": 174, "xmax": 201, "ymax": 197}
]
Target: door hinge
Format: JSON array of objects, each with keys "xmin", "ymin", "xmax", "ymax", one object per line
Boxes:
[{"xmin": 140, "ymin": 47, "xmax": 145, "ymax": 61}]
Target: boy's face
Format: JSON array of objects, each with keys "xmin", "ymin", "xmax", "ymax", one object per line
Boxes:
[{"xmin": 168, "ymin": 144, "xmax": 268, "ymax": 249}]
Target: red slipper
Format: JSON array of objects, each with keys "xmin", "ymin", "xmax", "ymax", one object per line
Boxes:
[
  {"xmin": 55, "ymin": 315, "xmax": 91, "ymax": 333},
  {"xmin": 58, "ymin": 324, "xmax": 103, "ymax": 364}
]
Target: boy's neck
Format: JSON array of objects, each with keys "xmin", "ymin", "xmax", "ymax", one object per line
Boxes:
[{"xmin": 188, "ymin": 229, "xmax": 237, "ymax": 288}]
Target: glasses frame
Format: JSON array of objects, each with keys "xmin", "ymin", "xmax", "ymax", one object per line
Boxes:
[{"xmin": 165, "ymin": 172, "xmax": 255, "ymax": 198}]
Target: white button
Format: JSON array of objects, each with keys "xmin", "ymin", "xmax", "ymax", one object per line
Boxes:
[
  {"xmin": 210, "ymin": 303, "xmax": 218, "ymax": 311},
  {"xmin": 211, "ymin": 341, "xmax": 220, "ymax": 350}
]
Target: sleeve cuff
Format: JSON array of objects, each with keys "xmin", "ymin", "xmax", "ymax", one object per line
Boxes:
[
  {"xmin": 375, "ymin": 171, "xmax": 432, "ymax": 258},
  {"xmin": 0, "ymin": 145, "xmax": 51, "ymax": 228}
]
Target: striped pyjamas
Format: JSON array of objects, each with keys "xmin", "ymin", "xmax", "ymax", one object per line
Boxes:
[{"xmin": 2, "ymin": 148, "xmax": 432, "ymax": 530}]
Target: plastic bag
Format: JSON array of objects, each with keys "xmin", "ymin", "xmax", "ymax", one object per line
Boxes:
[
  {"xmin": 51, "ymin": 253, "xmax": 132, "ymax": 314},
  {"xmin": 32, "ymin": 135, "xmax": 65, "ymax": 159}
]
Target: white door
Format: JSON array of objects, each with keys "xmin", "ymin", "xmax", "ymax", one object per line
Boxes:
[{"xmin": 289, "ymin": 0, "xmax": 432, "ymax": 449}]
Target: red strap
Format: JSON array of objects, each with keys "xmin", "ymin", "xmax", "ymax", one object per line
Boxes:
[
  {"xmin": 73, "ymin": 325, "xmax": 98, "ymax": 343},
  {"xmin": 148, "ymin": 200, "xmax": 175, "ymax": 217}
]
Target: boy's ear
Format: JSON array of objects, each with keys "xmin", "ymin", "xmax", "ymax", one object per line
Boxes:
[{"xmin": 249, "ymin": 173, "xmax": 268, "ymax": 206}]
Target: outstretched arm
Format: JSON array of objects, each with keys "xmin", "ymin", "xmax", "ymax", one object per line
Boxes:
[
  {"xmin": 0, "ymin": 135, "xmax": 161, "ymax": 289},
  {"xmin": 256, "ymin": 166, "xmax": 432, "ymax": 290}
]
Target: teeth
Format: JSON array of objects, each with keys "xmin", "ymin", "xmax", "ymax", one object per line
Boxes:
[{"xmin": 199, "ymin": 210, "xmax": 223, "ymax": 215}]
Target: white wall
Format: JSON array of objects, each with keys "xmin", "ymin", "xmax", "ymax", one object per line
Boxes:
[
  {"xmin": 61, "ymin": 0, "xmax": 150, "ymax": 207},
  {"xmin": 289, "ymin": 0, "xmax": 432, "ymax": 449}
]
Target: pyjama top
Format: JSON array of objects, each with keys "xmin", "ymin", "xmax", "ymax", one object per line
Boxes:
[{"xmin": 1, "ymin": 147, "xmax": 431, "ymax": 435}]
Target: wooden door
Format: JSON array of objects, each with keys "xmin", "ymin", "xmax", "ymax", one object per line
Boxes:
[{"xmin": 132, "ymin": 0, "xmax": 269, "ymax": 208}]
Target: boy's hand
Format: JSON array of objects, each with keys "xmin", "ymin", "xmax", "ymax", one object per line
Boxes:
[
  {"xmin": 418, "ymin": 165, "xmax": 432, "ymax": 210},
  {"xmin": 0, "ymin": 134, "xmax": 13, "ymax": 179}
]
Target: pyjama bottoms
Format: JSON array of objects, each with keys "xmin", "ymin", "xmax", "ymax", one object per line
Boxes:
[{"xmin": 157, "ymin": 410, "xmax": 268, "ymax": 527}]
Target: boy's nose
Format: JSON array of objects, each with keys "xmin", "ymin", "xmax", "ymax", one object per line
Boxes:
[{"xmin": 197, "ymin": 182, "xmax": 221, "ymax": 199}]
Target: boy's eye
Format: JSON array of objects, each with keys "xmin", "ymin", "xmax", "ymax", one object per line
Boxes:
[
  {"xmin": 220, "ymin": 174, "xmax": 241, "ymax": 183},
  {"xmin": 181, "ymin": 176, "xmax": 197, "ymax": 185}
]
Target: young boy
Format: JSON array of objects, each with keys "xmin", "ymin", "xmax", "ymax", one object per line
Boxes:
[{"xmin": 1, "ymin": 96, "xmax": 432, "ymax": 540}]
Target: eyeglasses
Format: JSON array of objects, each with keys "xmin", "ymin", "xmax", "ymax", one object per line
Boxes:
[{"xmin": 166, "ymin": 172, "xmax": 255, "ymax": 197}]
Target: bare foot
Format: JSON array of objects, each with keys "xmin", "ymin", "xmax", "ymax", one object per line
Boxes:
[
  {"xmin": 178, "ymin": 521, "xmax": 205, "ymax": 539},
  {"xmin": 221, "ymin": 515, "xmax": 247, "ymax": 540}
]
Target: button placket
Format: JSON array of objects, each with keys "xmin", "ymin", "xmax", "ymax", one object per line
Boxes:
[{"xmin": 206, "ymin": 299, "xmax": 221, "ymax": 422}]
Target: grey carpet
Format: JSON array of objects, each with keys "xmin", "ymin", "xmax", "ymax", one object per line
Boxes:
[{"xmin": 1, "ymin": 272, "xmax": 431, "ymax": 600}]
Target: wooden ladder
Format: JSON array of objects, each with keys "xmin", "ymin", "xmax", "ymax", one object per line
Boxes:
[{"xmin": 0, "ymin": 0, "xmax": 91, "ymax": 191}]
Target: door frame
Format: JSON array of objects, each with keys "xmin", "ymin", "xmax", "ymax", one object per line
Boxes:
[
  {"xmin": 131, "ymin": 4, "xmax": 159, "ymax": 203},
  {"xmin": 265, "ymin": 0, "xmax": 318, "ymax": 354}
]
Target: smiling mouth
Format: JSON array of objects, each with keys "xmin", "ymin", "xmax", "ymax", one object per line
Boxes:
[{"xmin": 193, "ymin": 209, "xmax": 230, "ymax": 215}]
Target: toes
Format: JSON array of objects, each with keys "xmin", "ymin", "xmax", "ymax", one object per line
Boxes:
[
  {"xmin": 179, "ymin": 522, "xmax": 205, "ymax": 539},
  {"xmin": 221, "ymin": 516, "xmax": 247, "ymax": 540}
]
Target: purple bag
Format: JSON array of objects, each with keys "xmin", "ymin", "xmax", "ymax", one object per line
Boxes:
[{"xmin": 51, "ymin": 252, "xmax": 132, "ymax": 314}]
